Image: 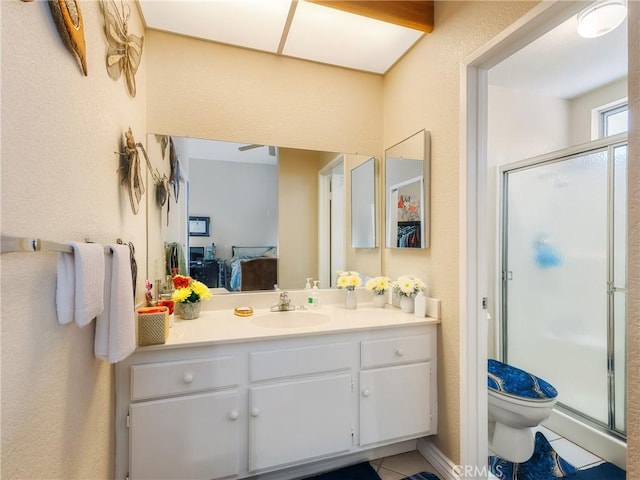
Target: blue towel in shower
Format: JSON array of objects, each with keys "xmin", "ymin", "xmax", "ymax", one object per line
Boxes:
[{"xmin": 488, "ymin": 359, "xmax": 558, "ymax": 400}]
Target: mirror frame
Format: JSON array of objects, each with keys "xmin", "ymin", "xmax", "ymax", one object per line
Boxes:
[
  {"xmin": 350, "ymin": 156, "xmax": 377, "ymax": 249},
  {"xmin": 384, "ymin": 129, "xmax": 430, "ymax": 249}
]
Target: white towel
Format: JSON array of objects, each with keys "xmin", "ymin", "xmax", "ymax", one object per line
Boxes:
[
  {"xmin": 95, "ymin": 244, "xmax": 136, "ymax": 363},
  {"xmin": 56, "ymin": 242, "xmax": 105, "ymax": 326}
]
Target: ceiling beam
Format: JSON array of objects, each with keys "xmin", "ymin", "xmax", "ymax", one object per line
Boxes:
[{"xmin": 306, "ymin": 1, "xmax": 434, "ymax": 33}]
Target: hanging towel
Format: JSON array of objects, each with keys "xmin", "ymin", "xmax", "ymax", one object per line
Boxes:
[
  {"xmin": 56, "ymin": 242, "xmax": 105, "ymax": 326},
  {"xmin": 95, "ymin": 244, "xmax": 136, "ymax": 363}
]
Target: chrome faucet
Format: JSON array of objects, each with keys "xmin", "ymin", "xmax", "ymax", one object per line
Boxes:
[{"xmin": 270, "ymin": 291, "xmax": 296, "ymax": 312}]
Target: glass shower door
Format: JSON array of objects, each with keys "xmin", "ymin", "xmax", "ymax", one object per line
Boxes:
[{"xmin": 503, "ymin": 150, "xmax": 610, "ymax": 425}]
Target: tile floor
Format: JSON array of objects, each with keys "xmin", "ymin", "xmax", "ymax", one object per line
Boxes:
[{"xmin": 370, "ymin": 450, "xmax": 441, "ymax": 480}]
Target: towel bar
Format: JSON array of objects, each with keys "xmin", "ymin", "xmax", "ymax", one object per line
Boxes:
[{"xmin": 1, "ymin": 235, "xmax": 115, "ymax": 255}]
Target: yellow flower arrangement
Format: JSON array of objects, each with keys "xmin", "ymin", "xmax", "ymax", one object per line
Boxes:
[
  {"xmin": 336, "ymin": 270, "xmax": 362, "ymax": 291},
  {"xmin": 392, "ymin": 275, "xmax": 426, "ymax": 297},
  {"xmin": 365, "ymin": 276, "xmax": 391, "ymax": 295},
  {"xmin": 171, "ymin": 275, "xmax": 212, "ymax": 304}
]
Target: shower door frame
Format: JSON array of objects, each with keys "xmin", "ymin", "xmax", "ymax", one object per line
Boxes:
[{"xmin": 499, "ymin": 134, "xmax": 628, "ymax": 439}]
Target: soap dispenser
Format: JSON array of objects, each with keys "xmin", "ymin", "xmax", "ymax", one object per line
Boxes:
[
  {"xmin": 311, "ymin": 281, "xmax": 320, "ymax": 309},
  {"xmin": 305, "ymin": 278, "xmax": 313, "ymax": 308},
  {"xmin": 414, "ymin": 290, "xmax": 427, "ymax": 318}
]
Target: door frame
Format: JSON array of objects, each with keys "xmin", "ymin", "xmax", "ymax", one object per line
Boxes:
[
  {"xmin": 318, "ymin": 155, "xmax": 345, "ymax": 288},
  {"xmin": 459, "ymin": 0, "xmax": 590, "ymax": 469}
]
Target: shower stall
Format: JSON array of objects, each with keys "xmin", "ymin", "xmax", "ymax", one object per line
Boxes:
[{"xmin": 500, "ymin": 135, "xmax": 627, "ymax": 439}]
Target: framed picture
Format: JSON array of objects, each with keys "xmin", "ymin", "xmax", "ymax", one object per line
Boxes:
[{"xmin": 189, "ymin": 216, "xmax": 210, "ymax": 237}]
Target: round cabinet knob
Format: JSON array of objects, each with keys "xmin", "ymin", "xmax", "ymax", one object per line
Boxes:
[
  {"xmin": 396, "ymin": 349, "xmax": 405, "ymax": 357},
  {"xmin": 251, "ymin": 407, "xmax": 260, "ymax": 417},
  {"xmin": 229, "ymin": 410, "xmax": 239, "ymax": 421},
  {"xmin": 183, "ymin": 372, "xmax": 194, "ymax": 384},
  {"xmin": 362, "ymin": 389, "xmax": 370, "ymax": 397}
]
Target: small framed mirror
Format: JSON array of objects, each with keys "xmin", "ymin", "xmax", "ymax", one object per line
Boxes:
[
  {"xmin": 385, "ymin": 129, "xmax": 430, "ymax": 249},
  {"xmin": 351, "ymin": 156, "xmax": 377, "ymax": 248}
]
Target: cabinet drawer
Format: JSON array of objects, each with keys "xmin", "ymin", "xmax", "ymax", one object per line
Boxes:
[
  {"xmin": 361, "ymin": 334, "xmax": 431, "ymax": 368},
  {"xmin": 250, "ymin": 343, "xmax": 351, "ymax": 382},
  {"xmin": 131, "ymin": 357, "xmax": 239, "ymax": 401}
]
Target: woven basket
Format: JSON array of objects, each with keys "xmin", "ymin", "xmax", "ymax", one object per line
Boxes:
[{"xmin": 136, "ymin": 306, "xmax": 169, "ymax": 346}]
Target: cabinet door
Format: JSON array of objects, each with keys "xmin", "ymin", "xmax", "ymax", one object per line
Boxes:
[
  {"xmin": 360, "ymin": 362, "xmax": 431, "ymax": 446},
  {"xmin": 249, "ymin": 374, "xmax": 352, "ymax": 472},
  {"xmin": 129, "ymin": 391, "xmax": 239, "ymax": 480}
]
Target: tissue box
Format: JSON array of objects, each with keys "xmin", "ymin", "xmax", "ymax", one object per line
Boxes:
[{"xmin": 136, "ymin": 306, "xmax": 169, "ymax": 346}]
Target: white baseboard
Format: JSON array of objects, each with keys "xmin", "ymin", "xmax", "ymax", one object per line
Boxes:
[{"xmin": 417, "ymin": 437, "xmax": 460, "ymax": 480}]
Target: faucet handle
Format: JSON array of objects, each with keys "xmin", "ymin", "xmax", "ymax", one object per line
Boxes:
[{"xmin": 280, "ymin": 291, "xmax": 290, "ymax": 304}]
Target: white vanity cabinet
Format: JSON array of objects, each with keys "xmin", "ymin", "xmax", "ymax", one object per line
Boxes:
[
  {"xmin": 359, "ymin": 333, "xmax": 437, "ymax": 446},
  {"xmin": 129, "ymin": 390, "xmax": 240, "ymax": 479},
  {"xmin": 115, "ymin": 322, "xmax": 438, "ymax": 480},
  {"xmin": 126, "ymin": 356, "xmax": 242, "ymax": 480}
]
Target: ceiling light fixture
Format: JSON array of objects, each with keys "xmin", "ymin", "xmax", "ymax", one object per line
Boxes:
[{"xmin": 577, "ymin": 0, "xmax": 627, "ymax": 38}]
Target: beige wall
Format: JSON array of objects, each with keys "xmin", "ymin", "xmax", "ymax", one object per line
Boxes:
[
  {"xmin": 626, "ymin": 2, "xmax": 639, "ymax": 477},
  {"xmin": 278, "ymin": 148, "xmax": 321, "ymax": 289},
  {"xmin": 0, "ymin": 1, "xmax": 147, "ymax": 478},
  {"xmin": 382, "ymin": 0, "xmax": 538, "ymax": 463},
  {"xmin": 145, "ymin": 30, "xmax": 384, "ymax": 156},
  {"xmin": 569, "ymin": 77, "xmax": 628, "ymax": 145}
]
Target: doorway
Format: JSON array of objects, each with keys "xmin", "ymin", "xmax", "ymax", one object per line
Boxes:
[{"xmin": 318, "ymin": 156, "xmax": 346, "ymax": 288}]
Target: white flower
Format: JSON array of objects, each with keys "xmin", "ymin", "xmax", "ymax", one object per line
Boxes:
[
  {"xmin": 392, "ymin": 275, "xmax": 426, "ymax": 297},
  {"xmin": 336, "ymin": 271, "xmax": 362, "ymax": 291},
  {"xmin": 365, "ymin": 276, "xmax": 391, "ymax": 295}
]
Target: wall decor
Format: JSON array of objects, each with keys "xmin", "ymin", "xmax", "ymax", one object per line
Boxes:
[
  {"xmin": 120, "ymin": 128, "xmax": 145, "ymax": 214},
  {"xmin": 101, "ymin": 0, "xmax": 144, "ymax": 97},
  {"xmin": 189, "ymin": 217, "xmax": 210, "ymax": 237},
  {"xmin": 120, "ymin": 128, "xmax": 169, "ymax": 215},
  {"xmin": 48, "ymin": 0, "xmax": 88, "ymax": 76}
]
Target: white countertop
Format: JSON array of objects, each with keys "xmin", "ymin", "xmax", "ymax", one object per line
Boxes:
[{"xmin": 139, "ymin": 301, "xmax": 440, "ymax": 351}]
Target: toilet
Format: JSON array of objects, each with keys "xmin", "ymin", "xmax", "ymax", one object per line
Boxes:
[{"xmin": 487, "ymin": 359, "xmax": 558, "ymax": 463}]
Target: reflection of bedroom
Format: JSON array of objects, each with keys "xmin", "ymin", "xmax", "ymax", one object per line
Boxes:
[{"xmin": 187, "ymin": 141, "xmax": 278, "ymax": 291}]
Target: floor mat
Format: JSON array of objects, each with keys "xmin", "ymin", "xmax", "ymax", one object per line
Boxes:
[
  {"xmin": 489, "ymin": 432, "xmax": 577, "ymax": 479},
  {"xmin": 568, "ymin": 462, "xmax": 625, "ymax": 480},
  {"xmin": 305, "ymin": 462, "xmax": 381, "ymax": 480},
  {"xmin": 401, "ymin": 472, "xmax": 440, "ymax": 480}
]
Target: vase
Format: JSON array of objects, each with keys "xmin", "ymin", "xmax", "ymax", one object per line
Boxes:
[
  {"xmin": 400, "ymin": 295, "xmax": 414, "ymax": 313},
  {"xmin": 345, "ymin": 289, "xmax": 357, "ymax": 310},
  {"xmin": 180, "ymin": 301, "xmax": 201, "ymax": 320},
  {"xmin": 372, "ymin": 294, "xmax": 386, "ymax": 308}
]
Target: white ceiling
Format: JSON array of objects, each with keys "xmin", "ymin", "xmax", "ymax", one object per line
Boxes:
[
  {"xmin": 137, "ymin": 0, "xmax": 424, "ymax": 74},
  {"xmin": 489, "ymin": 13, "xmax": 627, "ymax": 99},
  {"xmin": 182, "ymin": 137, "xmax": 278, "ymax": 165}
]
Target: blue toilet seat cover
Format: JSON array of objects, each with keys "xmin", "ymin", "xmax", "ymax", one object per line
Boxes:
[{"xmin": 488, "ymin": 359, "xmax": 558, "ymax": 400}]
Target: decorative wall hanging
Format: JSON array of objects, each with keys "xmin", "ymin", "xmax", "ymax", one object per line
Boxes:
[
  {"xmin": 48, "ymin": 0, "xmax": 88, "ymax": 76},
  {"xmin": 119, "ymin": 128, "xmax": 169, "ymax": 215},
  {"xmin": 120, "ymin": 128, "xmax": 145, "ymax": 214},
  {"xmin": 155, "ymin": 134, "xmax": 169, "ymax": 160},
  {"xmin": 101, "ymin": 0, "xmax": 144, "ymax": 97},
  {"xmin": 168, "ymin": 137, "xmax": 183, "ymax": 203}
]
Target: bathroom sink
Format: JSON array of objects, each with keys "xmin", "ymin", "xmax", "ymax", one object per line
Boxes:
[{"xmin": 251, "ymin": 311, "xmax": 330, "ymax": 328}]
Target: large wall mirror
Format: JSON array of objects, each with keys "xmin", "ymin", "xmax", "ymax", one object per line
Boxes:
[
  {"xmin": 351, "ymin": 156, "xmax": 377, "ymax": 248},
  {"xmin": 385, "ymin": 129, "xmax": 430, "ymax": 249},
  {"xmin": 145, "ymin": 134, "xmax": 381, "ymax": 293}
]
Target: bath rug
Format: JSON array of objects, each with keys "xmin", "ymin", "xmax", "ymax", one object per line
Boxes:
[
  {"xmin": 305, "ymin": 461, "xmax": 380, "ymax": 480},
  {"xmin": 568, "ymin": 462, "xmax": 625, "ymax": 480},
  {"xmin": 401, "ymin": 472, "xmax": 440, "ymax": 480},
  {"xmin": 489, "ymin": 432, "xmax": 577, "ymax": 479}
]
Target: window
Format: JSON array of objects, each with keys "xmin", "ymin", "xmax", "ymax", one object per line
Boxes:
[
  {"xmin": 593, "ymin": 99, "xmax": 628, "ymax": 139},
  {"xmin": 601, "ymin": 103, "xmax": 628, "ymax": 137}
]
